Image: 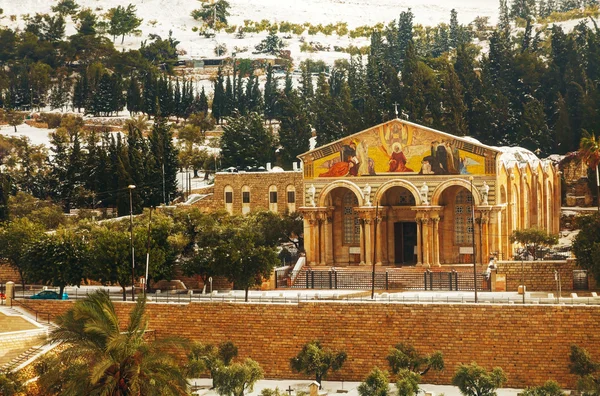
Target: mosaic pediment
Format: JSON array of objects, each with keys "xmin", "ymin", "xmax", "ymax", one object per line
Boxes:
[{"xmin": 299, "ymin": 120, "xmax": 498, "ymax": 179}]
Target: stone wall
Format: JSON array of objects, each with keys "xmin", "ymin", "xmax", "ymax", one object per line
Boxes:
[
  {"xmin": 211, "ymin": 170, "xmax": 304, "ymax": 215},
  {"xmin": 0, "ymin": 263, "xmax": 20, "ymax": 283},
  {"xmin": 496, "ymin": 259, "xmax": 597, "ymax": 292},
  {"xmin": 24, "ymin": 299, "xmax": 600, "ymax": 389}
]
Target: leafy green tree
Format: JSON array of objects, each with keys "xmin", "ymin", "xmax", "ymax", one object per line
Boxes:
[
  {"xmin": 521, "ymin": 380, "xmax": 565, "ymax": 396},
  {"xmin": 0, "ymin": 372, "xmax": 23, "ymax": 396},
  {"xmin": 452, "ymin": 362, "xmax": 507, "ymax": 396},
  {"xmin": 277, "ymin": 87, "xmax": 312, "ymax": 168},
  {"xmin": 0, "ymin": 218, "xmax": 45, "ymax": 290},
  {"xmin": 186, "ymin": 340, "xmax": 241, "ymax": 391},
  {"xmin": 191, "ymin": 0, "xmax": 231, "ymax": 28},
  {"xmin": 220, "ymin": 112, "xmax": 275, "ymax": 168},
  {"xmin": 0, "ymin": 172, "xmax": 10, "ymax": 222},
  {"xmin": 573, "ymin": 214, "xmax": 600, "ymax": 301},
  {"xmin": 213, "ymin": 358, "xmax": 264, "ymax": 396},
  {"xmin": 290, "ymin": 340, "xmax": 347, "ymax": 389},
  {"xmin": 37, "ymin": 290, "xmax": 189, "ymax": 396},
  {"xmin": 148, "ymin": 115, "xmax": 179, "ymax": 205},
  {"xmin": 387, "ymin": 343, "xmax": 444, "ymax": 376},
  {"xmin": 107, "ymin": 4, "xmax": 142, "ymax": 44},
  {"xmin": 24, "ymin": 229, "xmax": 89, "ymax": 297},
  {"xmin": 569, "ymin": 345, "xmax": 600, "ymax": 396},
  {"xmin": 579, "ymin": 131, "xmax": 600, "ymax": 208},
  {"xmin": 358, "ymin": 367, "xmax": 390, "ymax": 396},
  {"xmin": 255, "ymin": 31, "xmax": 285, "ymax": 55},
  {"xmin": 396, "ymin": 369, "xmax": 421, "ymax": 396},
  {"xmin": 510, "ymin": 228, "xmax": 559, "ymax": 260},
  {"xmin": 139, "ymin": 31, "xmax": 180, "ymax": 72},
  {"xmin": 5, "ymin": 110, "xmax": 23, "ymax": 132},
  {"xmin": 88, "ymin": 225, "xmax": 133, "ymax": 300},
  {"xmin": 51, "ymin": 0, "xmax": 80, "ymax": 16}
]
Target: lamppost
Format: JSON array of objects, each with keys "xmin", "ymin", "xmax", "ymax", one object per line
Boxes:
[
  {"xmin": 470, "ymin": 176, "xmax": 478, "ymax": 303},
  {"xmin": 128, "ymin": 184, "xmax": 136, "ymax": 301}
]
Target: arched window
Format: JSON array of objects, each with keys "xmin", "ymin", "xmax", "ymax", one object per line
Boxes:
[
  {"xmin": 454, "ymin": 189, "xmax": 473, "ymax": 245},
  {"xmin": 343, "ymin": 192, "xmax": 360, "ymax": 245},
  {"xmin": 398, "ymin": 189, "xmax": 416, "ymax": 206},
  {"xmin": 286, "ymin": 185, "xmax": 296, "ymax": 213},
  {"xmin": 242, "ymin": 185, "xmax": 251, "ymax": 215},
  {"xmin": 224, "ymin": 185, "xmax": 233, "ymax": 215},
  {"xmin": 269, "ymin": 185, "xmax": 278, "ymax": 213}
]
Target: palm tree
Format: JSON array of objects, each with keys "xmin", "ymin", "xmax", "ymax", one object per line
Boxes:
[
  {"xmin": 38, "ymin": 290, "xmax": 189, "ymax": 396},
  {"xmin": 579, "ymin": 130, "xmax": 600, "ymax": 212}
]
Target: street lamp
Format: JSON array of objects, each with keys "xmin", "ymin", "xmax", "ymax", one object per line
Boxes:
[
  {"xmin": 128, "ymin": 184, "xmax": 136, "ymax": 301},
  {"xmin": 470, "ymin": 176, "xmax": 478, "ymax": 303}
]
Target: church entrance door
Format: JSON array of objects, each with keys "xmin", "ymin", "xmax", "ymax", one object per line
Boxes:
[{"xmin": 394, "ymin": 222, "xmax": 417, "ymax": 265}]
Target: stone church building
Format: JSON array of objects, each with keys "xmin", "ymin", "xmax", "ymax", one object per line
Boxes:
[{"xmin": 297, "ymin": 118, "xmax": 561, "ymax": 267}]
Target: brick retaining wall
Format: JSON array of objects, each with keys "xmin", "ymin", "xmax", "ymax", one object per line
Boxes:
[
  {"xmin": 24, "ymin": 299, "xmax": 600, "ymax": 389},
  {"xmin": 496, "ymin": 260, "xmax": 597, "ymax": 292},
  {"xmin": 0, "ymin": 263, "xmax": 20, "ymax": 283}
]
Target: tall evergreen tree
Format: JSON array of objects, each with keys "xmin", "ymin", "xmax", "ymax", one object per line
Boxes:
[
  {"xmin": 212, "ymin": 68, "xmax": 225, "ymax": 123},
  {"xmin": 148, "ymin": 116, "xmax": 179, "ymax": 205},
  {"xmin": 220, "ymin": 112, "xmax": 275, "ymax": 168},
  {"xmin": 264, "ymin": 64, "xmax": 278, "ymax": 121},
  {"xmin": 126, "ymin": 74, "xmax": 142, "ymax": 115}
]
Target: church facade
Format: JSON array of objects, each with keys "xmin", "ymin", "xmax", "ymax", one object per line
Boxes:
[{"xmin": 297, "ymin": 119, "xmax": 561, "ymax": 267}]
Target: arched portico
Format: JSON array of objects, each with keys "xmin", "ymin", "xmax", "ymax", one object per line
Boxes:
[
  {"xmin": 318, "ymin": 180, "xmax": 364, "ymax": 207},
  {"xmin": 374, "ymin": 179, "xmax": 422, "ymax": 205},
  {"xmin": 431, "ymin": 178, "xmax": 483, "ymax": 206}
]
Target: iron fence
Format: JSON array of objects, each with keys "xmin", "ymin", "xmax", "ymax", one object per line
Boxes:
[{"xmin": 275, "ymin": 269, "xmax": 490, "ymax": 292}]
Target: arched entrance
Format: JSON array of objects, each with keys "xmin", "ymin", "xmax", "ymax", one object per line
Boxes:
[
  {"xmin": 436, "ymin": 185, "xmax": 475, "ymax": 264},
  {"xmin": 378, "ymin": 185, "xmax": 419, "ymax": 265},
  {"xmin": 320, "ymin": 185, "xmax": 363, "ymax": 265}
]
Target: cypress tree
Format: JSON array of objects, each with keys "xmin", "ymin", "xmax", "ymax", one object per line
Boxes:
[
  {"xmin": 212, "ymin": 67, "xmax": 225, "ymax": 123},
  {"xmin": 126, "ymin": 75, "xmax": 142, "ymax": 116},
  {"xmin": 148, "ymin": 115, "xmax": 179, "ymax": 205},
  {"xmin": 198, "ymin": 86, "xmax": 209, "ymax": 114},
  {"xmin": 264, "ymin": 64, "xmax": 278, "ymax": 121},
  {"xmin": 142, "ymin": 71, "xmax": 157, "ymax": 117}
]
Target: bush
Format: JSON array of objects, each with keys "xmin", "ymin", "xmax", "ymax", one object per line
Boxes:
[{"xmin": 39, "ymin": 113, "xmax": 64, "ymax": 128}]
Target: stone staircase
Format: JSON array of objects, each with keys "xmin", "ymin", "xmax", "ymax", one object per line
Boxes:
[{"xmin": 0, "ymin": 306, "xmax": 56, "ymax": 373}]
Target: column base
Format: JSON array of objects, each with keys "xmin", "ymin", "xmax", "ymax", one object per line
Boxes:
[
  {"xmin": 416, "ymin": 262, "xmax": 423, "ymax": 267},
  {"xmin": 376, "ymin": 261, "xmax": 383, "ymax": 266},
  {"xmin": 359, "ymin": 261, "xmax": 366, "ymax": 266}
]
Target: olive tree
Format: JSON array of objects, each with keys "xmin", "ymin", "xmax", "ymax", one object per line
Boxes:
[
  {"xmin": 569, "ymin": 345, "xmax": 600, "ymax": 395},
  {"xmin": 452, "ymin": 362, "xmax": 507, "ymax": 396},
  {"xmin": 510, "ymin": 228, "xmax": 558, "ymax": 260},
  {"xmin": 358, "ymin": 367, "xmax": 390, "ymax": 396},
  {"xmin": 290, "ymin": 340, "xmax": 347, "ymax": 389}
]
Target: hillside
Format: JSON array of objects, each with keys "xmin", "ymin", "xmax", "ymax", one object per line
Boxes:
[{"xmin": 2, "ymin": 0, "xmax": 500, "ymax": 65}]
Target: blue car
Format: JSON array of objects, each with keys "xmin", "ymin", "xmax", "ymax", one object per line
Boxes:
[{"xmin": 30, "ymin": 290, "xmax": 68, "ymax": 300}]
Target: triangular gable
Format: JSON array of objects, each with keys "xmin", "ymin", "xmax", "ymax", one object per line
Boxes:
[{"xmin": 298, "ymin": 119, "xmax": 500, "ymax": 179}]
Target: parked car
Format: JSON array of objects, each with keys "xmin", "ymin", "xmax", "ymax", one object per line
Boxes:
[{"xmin": 30, "ymin": 290, "xmax": 68, "ymax": 300}]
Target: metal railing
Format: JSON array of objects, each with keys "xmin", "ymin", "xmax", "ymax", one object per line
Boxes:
[{"xmin": 277, "ymin": 269, "xmax": 491, "ymax": 292}]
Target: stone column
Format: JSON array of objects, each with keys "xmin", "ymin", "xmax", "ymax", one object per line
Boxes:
[
  {"xmin": 481, "ymin": 215, "xmax": 490, "ymax": 263},
  {"xmin": 308, "ymin": 217, "xmax": 319, "ymax": 265},
  {"xmin": 364, "ymin": 218, "xmax": 373, "ymax": 266},
  {"xmin": 416, "ymin": 218, "xmax": 422, "ymax": 267},
  {"xmin": 422, "ymin": 218, "xmax": 430, "ymax": 267},
  {"xmin": 6, "ymin": 281, "xmax": 14, "ymax": 306},
  {"xmin": 387, "ymin": 209, "xmax": 395, "ymax": 264},
  {"xmin": 375, "ymin": 215, "xmax": 383, "ymax": 266},
  {"xmin": 304, "ymin": 217, "xmax": 314, "ymax": 264},
  {"xmin": 432, "ymin": 217, "xmax": 441, "ymax": 267},
  {"xmin": 324, "ymin": 212, "xmax": 333, "ymax": 265},
  {"xmin": 359, "ymin": 218, "xmax": 365, "ymax": 265},
  {"xmin": 318, "ymin": 215, "xmax": 326, "ymax": 265}
]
